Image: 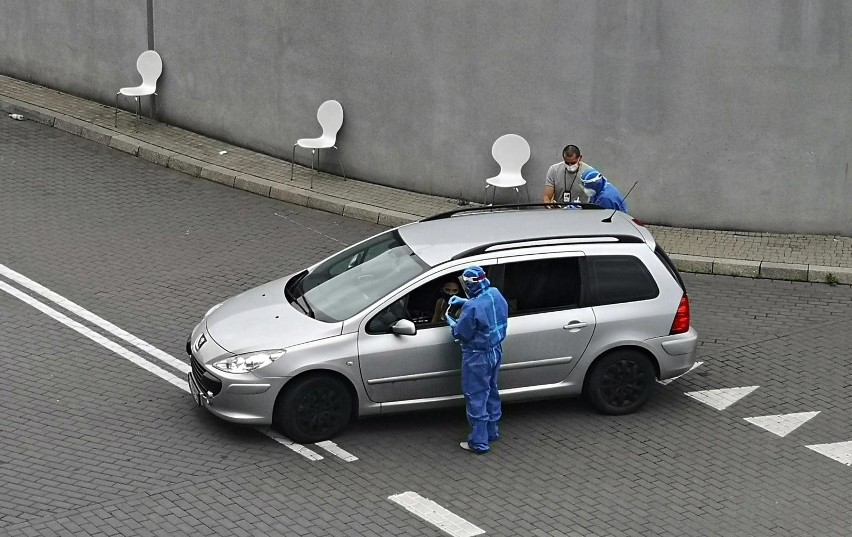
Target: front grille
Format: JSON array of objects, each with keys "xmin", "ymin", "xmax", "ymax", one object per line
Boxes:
[{"xmin": 191, "ymin": 355, "xmax": 222, "ymax": 396}]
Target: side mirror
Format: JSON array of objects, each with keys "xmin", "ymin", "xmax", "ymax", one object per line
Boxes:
[{"xmin": 390, "ymin": 319, "xmax": 417, "ymax": 336}]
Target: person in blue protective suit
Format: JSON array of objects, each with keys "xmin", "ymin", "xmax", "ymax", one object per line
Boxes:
[
  {"xmin": 445, "ymin": 266, "xmax": 509, "ymax": 454},
  {"xmin": 580, "ymin": 169, "xmax": 628, "ymax": 212}
]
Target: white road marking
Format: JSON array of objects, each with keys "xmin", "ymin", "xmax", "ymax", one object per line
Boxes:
[
  {"xmin": 744, "ymin": 411, "xmax": 820, "ymax": 437},
  {"xmin": 0, "ymin": 263, "xmax": 190, "ymax": 375},
  {"xmin": 0, "ymin": 280, "xmax": 188, "ymax": 393},
  {"xmin": 315, "ymin": 440, "xmax": 359, "ymax": 462},
  {"xmin": 257, "ymin": 427, "xmax": 324, "ymax": 461},
  {"xmin": 806, "ymin": 441, "xmax": 852, "ymax": 466},
  {"xmin": 657, "ymin": 361, "xmax": 704, "ymax": 385},
  {"xmin": 2, "ymin": 265, "xmax": 359, "ymax": 462},
  {"xmin": 389, "ymin": 491, "xmax": 485, "ymax": 537},
  {"xmin": 684, "ymin": 386, "xmax": 759, "ymax": 410}
]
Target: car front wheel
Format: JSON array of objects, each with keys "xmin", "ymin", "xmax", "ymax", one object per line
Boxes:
[
  {"xmin": 585, "ymin": 350, "xmax": 655, "ymax": 415},
  {"xmin": 273, "ymin": 375, "xmax": 352, "ymax": 443}
]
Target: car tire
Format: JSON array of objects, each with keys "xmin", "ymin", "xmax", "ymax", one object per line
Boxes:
[
  {"xmin": 585, "ymin": 350, "xmax": 655, "ymax": 415},
  {"xmin": 273, "ymin": 375, "xmax": 352, "ymax": 443}
]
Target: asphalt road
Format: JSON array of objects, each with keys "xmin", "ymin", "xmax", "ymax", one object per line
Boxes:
[{"xmin": 2, "ymin": 118, "xmax": 852, "ymax": 537}]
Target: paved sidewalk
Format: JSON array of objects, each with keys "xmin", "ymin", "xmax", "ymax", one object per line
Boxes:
[{"xmin": 1, "ymin": 74, "xmax": 850, "ymax": 284}]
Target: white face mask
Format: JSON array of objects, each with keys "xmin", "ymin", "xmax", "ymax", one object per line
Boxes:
[
  {"xmin": 565, "ymin": 163, "xmax": 579, "ymax": 173},
  {"xmin": 583, "ymin": 187, "xmax": 597, "ymax": 198}
]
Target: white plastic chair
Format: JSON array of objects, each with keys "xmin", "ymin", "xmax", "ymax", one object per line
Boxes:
[
  {"xmin": 485, "ymin": 134, "xmax": 531, "ymax": 205},
  {"xmin": 290, "ymin": 99, "xmax": 347, "ymax": 188},
  {"xmin": 114, "ymin": 50, "xmax": 162, "ymax": 129}
]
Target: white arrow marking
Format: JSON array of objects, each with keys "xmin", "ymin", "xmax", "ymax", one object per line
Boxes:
[
  {"xmin": 658, "ymin": 361, "xmax": 704, "ymax": 385},
  {"xmin": 684, "ymin": 386, "xmax": 759, "ymax": 410},
  {"xmin": 806, "ymin": 441, "xmax": 852, "ymax": 466},
  {"xmin": 389, "ymin": 491, "xmax": 484, "ymax": 537},
  {"xmin": 744, "ymin": 411, "xmax": 820, "ymax": 437}
]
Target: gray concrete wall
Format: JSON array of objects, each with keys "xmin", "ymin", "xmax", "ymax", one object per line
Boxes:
[{"xmin": 1, "ymin": 1, "xmax": 850, "ymax": 234}]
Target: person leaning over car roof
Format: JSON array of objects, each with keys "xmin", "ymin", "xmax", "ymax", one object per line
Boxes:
[{"xmin": 580, "ymin": 168, "xmax": 627, "ymax": 213}]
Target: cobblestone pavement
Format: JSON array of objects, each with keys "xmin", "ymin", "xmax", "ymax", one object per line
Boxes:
[
  {"xmin": 2, "ymin": 119, "xmax": 852, "ymax": 536},
  {"xmin": 1, "ymin": 73, "xmax": 851, "ymax": 285}
]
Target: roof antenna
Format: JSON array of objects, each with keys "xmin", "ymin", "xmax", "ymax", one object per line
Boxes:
[{"xmin": 602, "ymin": 181, "xmax": 638, "ymax": 223}]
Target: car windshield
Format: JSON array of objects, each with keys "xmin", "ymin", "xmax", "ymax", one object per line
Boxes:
[{"xmin": 291, "ymin": 230, "xmax": 428, "ymax": 322}]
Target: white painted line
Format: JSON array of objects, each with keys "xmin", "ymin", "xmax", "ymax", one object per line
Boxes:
[
  {"xmin": 388, "ymin": 491, "xmax": 485, "ymax": 537},
  {"xmin": 2, "ymin": 265, "xmax": 357, "ymax": 461},
  {"xmin": 257, "ymin": 427, "xmax": 324, "ymax": 461},
  {"xmin": 657, "ymin": 361, "xmax": 704, "ymax": 385},
  {"xmin": 684, "ymin": 386, "xmax": 759, "ymax": 410},
  {"xmin": 315, "ymin": 440, "xmax": 359, "ymax": 462},
  {"xmin": 0, "ymin": 280, "xmax": 188, "ymax": 393},
  {"xmin": 744, "ymin": 411, "xmax": 820, "ymax": 437},
  {"xmin": 806, "ymin": 441, "xmax": 852, "ymax": 466},
  {"xmin": 0, "ymin": 263, "xmax": 190, "ymax": 374}
]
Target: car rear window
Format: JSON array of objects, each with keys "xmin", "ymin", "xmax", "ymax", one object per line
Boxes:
[
  {"xmin": 587, "ymin": 255, "xmax": 659, "ymax": 306},
  {"xmin": 654, "ymin": 245, "xmax": 686, "ymax": 292}
]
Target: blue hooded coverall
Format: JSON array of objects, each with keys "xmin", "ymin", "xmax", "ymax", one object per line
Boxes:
[
  {"xmin": 447, "ymin": 267, "xmax": 509, "ymax": 453},
  {"xmin": 581, "ymin": 169, "xmax": 628, "ymax": 213}
]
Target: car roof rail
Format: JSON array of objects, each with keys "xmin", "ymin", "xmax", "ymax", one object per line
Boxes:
[
  {"xmin": 450, "ymin": 234, "xmax": 645, "ymax": 260},
  {"xmin": 419, "ymin": 202, "xmax": 605, "ymax": 222}
]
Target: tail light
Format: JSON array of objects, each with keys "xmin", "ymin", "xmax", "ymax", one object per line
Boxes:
[
  {"xmin": 632, "ymin": 218, "xmax": 645, "ymax": 227},
  {"xmin": 670, "ymin": 295, "xmax": 690, "ymax": 334}
]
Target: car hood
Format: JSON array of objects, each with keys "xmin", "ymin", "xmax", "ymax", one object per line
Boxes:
[{"xmin": 204, "ymin": 276, "xmax": 341, "ymax": 354}]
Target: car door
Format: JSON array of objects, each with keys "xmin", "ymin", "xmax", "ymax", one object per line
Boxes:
[
  {"xmin": 496, "ymin": 252, "xmax": 596, "ymax": 390},
  {"xmin": 356, "ymin": 264, "xmax": 496, "ymax": 404}
]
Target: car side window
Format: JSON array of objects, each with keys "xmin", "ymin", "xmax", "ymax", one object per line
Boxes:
[
  {"xmin": 586, "ymin": 255, "xmax": 659, "ymax": 306},
  {"xmin": 501, "ymin": 257, "xmax": 581, "ymax": 316},
  {"xmin": 365, "ymin": 270, "xmax": 468, "ymax": 334}
]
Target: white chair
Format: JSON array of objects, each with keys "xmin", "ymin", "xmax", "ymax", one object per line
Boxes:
[
  {"xmin": 290, "ymin": 99, "xmax": 347, "ymax": 188},
  {"xmin": 114, "ymin": 50, "xmax": 162, "ymax": 129},
  {"xmin": 485, "ymin": 133, "xmax": 530, "ymax": 205}
]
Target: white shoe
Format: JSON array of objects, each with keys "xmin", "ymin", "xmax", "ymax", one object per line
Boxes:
[{"xmin": 459, "ymin": 441, "xmax": 488, "ymax": 454}]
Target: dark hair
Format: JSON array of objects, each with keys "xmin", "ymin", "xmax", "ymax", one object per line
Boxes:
[{"xmin": 562, "ymin": 145, "xmax": 581, "ymax": 158}]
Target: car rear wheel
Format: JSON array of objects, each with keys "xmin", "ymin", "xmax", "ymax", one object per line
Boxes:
[
  {"xmin": 585, "ymin": 350, "xmax": 654, "ymax": 415},
  {"xmin": 274, "ymin": 375, "xmax": 352, "ymax": 443}
]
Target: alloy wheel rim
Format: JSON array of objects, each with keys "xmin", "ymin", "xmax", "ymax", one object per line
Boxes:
[
  {"xmin": 296, "ymin": 386, "xmax": 343, "ymax": 435},
  {"xmin": 599, "ymin": 359, "xmax": 646, "ymax": 407}
]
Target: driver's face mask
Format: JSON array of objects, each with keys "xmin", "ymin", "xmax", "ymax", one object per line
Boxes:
[{"xmin": 442, "ymin": 286, "xmax": 459, "ymax": 300}]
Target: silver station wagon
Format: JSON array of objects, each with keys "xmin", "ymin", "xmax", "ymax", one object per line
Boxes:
[{"xmin": 186, "ymin": 205, "xmax": 698, "ymax": 442}]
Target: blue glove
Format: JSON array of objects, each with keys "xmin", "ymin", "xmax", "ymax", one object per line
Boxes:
[
  {"xmin": 445, "ymin": 312, "xmax": 458, "ymax": 329},
  {"xmin": 448, "ymin": 295, "xmax": 467, "ymax": 308}
]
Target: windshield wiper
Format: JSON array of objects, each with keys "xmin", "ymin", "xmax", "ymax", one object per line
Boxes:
[{"xmin": 285, "ymin": 271, "xmax": 310, "ymax": 315}]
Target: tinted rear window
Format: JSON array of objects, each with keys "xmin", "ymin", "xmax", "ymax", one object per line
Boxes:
[{"xmin": 587, "ymin": 255, "xmax": 659, "ymax": 306}]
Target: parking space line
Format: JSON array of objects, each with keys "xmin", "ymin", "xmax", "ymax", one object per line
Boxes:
[
  {"xmin": 257, "ymin": 427, "xmax": 324, "ymax": 461},
  {"xmin": 315, "ymin": 440, "xmax": 359, "ymax": 462},
  {"xmin": 389, "ymin": 491, "xmax": 485, "ymax": 537},
  {"xmin": 0, "ymin": 263, "xmax": 190, "ymax": 375},
  {"xmin": 0, "ymin": 279, "xmax": 188, "ymax": 393}
]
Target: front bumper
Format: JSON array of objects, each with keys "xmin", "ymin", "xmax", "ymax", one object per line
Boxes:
[{"xmin": 186, "ymin": 332, "xmax": 287, "ymax": 424}]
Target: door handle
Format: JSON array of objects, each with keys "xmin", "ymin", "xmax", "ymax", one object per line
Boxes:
[{"xmin": 563, "ymin": 321, "xmax": 587, "ymax": 330}]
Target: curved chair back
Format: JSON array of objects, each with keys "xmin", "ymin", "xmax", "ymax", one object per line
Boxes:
[
  {"xmin": 316, "ymin": 100, "xmax": 344, "ymax": 142},
  {"xmin": 492, "ymin": 134, "xmax": 530, "ymax": 178},
  {"xmin": 137, "ymin": 50, "xmax": 163, "ymax": 89}
]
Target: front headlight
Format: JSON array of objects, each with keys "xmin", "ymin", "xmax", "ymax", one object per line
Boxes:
[{"xmin": 212, "ymin": 350, "xmax": 286, "ymax": 373}]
